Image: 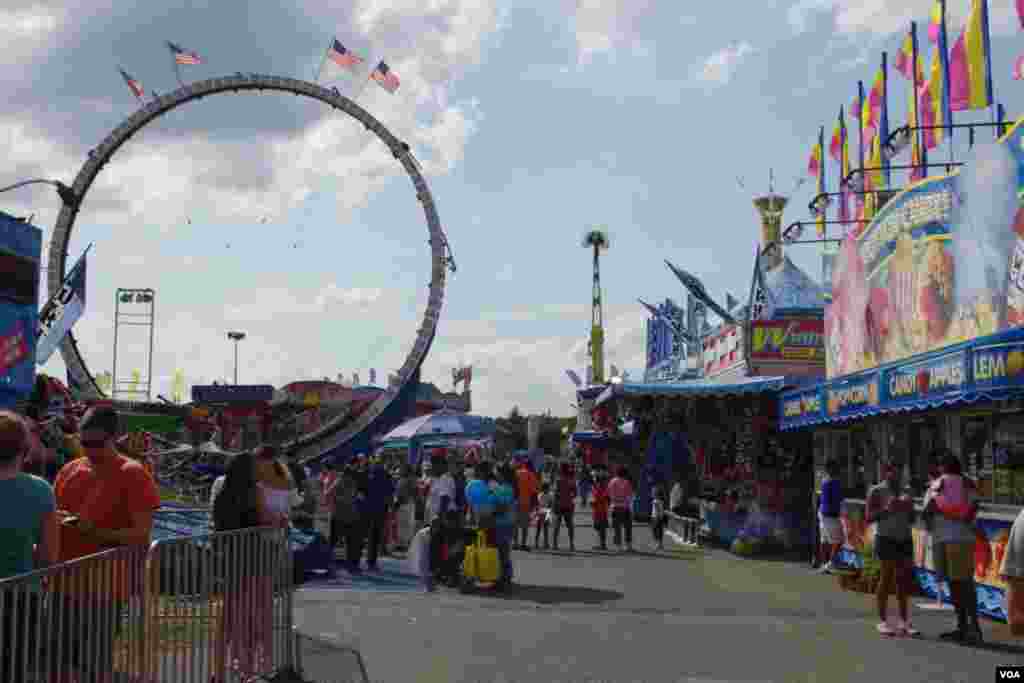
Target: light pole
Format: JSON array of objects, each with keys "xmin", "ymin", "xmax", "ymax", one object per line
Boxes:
[{"xmin": 227, "ymin": 331, "xmax": 246, "ymax": 385}]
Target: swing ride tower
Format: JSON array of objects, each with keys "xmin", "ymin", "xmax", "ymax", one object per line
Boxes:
[{"xmin": 582, "ymin": 228, "xmax": 609, "ymax": 385}]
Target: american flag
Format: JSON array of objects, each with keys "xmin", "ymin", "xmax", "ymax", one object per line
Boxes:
[
  {"xmin": 328, "ymin": 39, "xmax": 362, "ymax": 70},
  {"xmin": 118, "ymin": 67, "xmax": 144, "ymax": 100},
  {"xmin": 371, "ymin": 61, "xmax": 400, "ymax": 93},
  {"xmin": 167, "ymin": 41, "xmax": 203, "ymax": 65}
]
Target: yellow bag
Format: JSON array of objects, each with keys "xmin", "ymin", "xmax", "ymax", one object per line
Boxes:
[{"xmin": 462, "ymin": 530, "xmax": 501, "ymax": 583}]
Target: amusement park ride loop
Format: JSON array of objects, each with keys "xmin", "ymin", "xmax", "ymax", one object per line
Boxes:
[{"xmin": 45, "ymin": 73, "xmax": 455, "ymax": 462}]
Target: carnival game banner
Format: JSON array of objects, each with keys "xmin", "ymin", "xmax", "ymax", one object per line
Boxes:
[
  {"xmin": 749, "ymin": 319, "xmax": 825, "ymax": 364},
  {"xmin": 826, "ymin": 121, "xmax": 1024, "ymax": 379}
]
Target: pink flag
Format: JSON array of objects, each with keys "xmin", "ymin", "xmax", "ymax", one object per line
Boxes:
[
  {"xmin": 1018, "ymin": 0, "xmax": 1024, "ymax": 28},
  {"xmin": 1014, "ymin": 54, "xmax": 1024, "ymax": 80},
  {"xmin": 949, "ymin": 30, "xmax": 970, "ymax": 111}
]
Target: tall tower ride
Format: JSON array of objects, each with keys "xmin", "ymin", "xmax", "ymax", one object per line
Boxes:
[{"xmin": 582, "ymin": 228, "xmax": 609, "ymax": 385}]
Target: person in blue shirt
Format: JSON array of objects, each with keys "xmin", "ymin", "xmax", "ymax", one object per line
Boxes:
[
  {"xmin": 817, "ymin": 459, "xmax": 845, "ymax": 573},
  {"xmin": 465, "ymin": 462, "xmax": 496, "ymax": 529},
  {"xmin": 493, "ymin": 464, "xmax": 518, "ymax": 588}
]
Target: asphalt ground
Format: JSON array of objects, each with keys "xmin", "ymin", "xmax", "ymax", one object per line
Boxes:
[{"xmin": 294, "ymin": 511, "xmax": 1024, "ymax": 683}]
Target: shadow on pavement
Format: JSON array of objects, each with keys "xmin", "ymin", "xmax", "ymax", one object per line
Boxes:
[
  {"xmin": 528, "ymin": 547, "xmax": 698, "ymax": 561},
  {"xmin": 488, "ymin": 583, "xmax": 623, "ymax": 605}
]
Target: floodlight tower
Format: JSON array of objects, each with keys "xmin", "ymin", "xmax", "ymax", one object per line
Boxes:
[{"xmin": 582, "ymin": 228, "xmax": 609, "ymax": 385}]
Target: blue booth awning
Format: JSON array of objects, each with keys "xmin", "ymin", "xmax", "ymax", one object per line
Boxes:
[
  {"xmin": 779, "ymin": 326, "xmax": 1024, "ymax": 431},
  {"xmin": 596, "ymin": 376, "xmax": 788, "ymax": 406}
]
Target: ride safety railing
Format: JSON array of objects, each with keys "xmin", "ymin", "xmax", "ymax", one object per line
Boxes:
[{"xmin": 0, "ymin": 526, "xmax": 296, "ymax": 683}]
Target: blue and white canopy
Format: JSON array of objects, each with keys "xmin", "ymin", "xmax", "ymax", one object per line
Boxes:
[{"xmin": 378, "ymin": 409, "xmax": 496, "ymax": 441}]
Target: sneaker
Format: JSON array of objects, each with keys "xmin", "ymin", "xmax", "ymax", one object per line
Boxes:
[
  {"xmin": 877, "ymin": 622, "xmax": 898, "ymax": 637},
  {"xmin": 963, "ymin": 626, "xmax": 984, "ymax": 646},
  {"xmin": 816, "ymin": 563, "xmax": 833, "ymax": 575},
  {"xmin": 939, "ymin": 629, "xmax": 965, "ymax": 642},
  {"xmin": 899, "ymin": 621, "xmax": 919, "ymax": 637}
]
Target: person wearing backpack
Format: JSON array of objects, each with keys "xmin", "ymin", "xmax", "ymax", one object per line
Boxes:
[{"xmin": 552, "ymin": 463, "xmax": 576, "ymax": 551}]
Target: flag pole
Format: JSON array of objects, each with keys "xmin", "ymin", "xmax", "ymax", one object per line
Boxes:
[
  {"xmin": 911, "ymin": 21, "xmax": 926, "ymax": 178},
  {"xmin": 939, "ymin": 0, "xmax": 954, "ymax": 165},
  {"xmin": 881, "ymin": 51, "xmax": 890, "ymax": 189},
  {"xmin": 980, "ymin": 0, "xmax": 997, "ymax": 136},
  {"xmin": 313, "ymin": 38, "xmax": 330, "ymax": 83},
  {"xmin": 857, "ymin": 81, "xmax": 865, "ymax": 176}
]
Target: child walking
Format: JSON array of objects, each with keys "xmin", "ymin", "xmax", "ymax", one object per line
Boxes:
[
  {"xmin": 534, "ymin": 483, "xmax": 552, "ymax": 549},
  {"xmin": 591, "ymin": 470, "xmax": 610, "ymax": 550}
]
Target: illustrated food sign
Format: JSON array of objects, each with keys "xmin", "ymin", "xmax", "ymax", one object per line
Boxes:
[
  {"xmin": 971, "ymin": 339, "xmax": 1024, "ymax": 390},
  {"xmin": 881, "ymin": 350, "xmax": 967, "ymax": 406},
  {"xmin": 826, "ymin": 121, "xmax": 1024, "ymax": 379},
  {"xmin": 825, "ymin": 375, "xmax": 879, "ymax": 417},
  {"xmin": 782, "ymin": 388, "xmax": 822, "ymax": 421},
  {"xmin": 749, "ymin": 320, "xmax": 825, "ymax": 364}
]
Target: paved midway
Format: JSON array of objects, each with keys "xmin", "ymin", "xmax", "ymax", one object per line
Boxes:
[{"xmin": 294, "ymin": 512, "xmax": 1024, "ymax": 683}]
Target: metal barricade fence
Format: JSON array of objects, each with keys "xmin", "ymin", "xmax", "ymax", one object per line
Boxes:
[
  {"xmin": 0, "ymin": 544, "xmax": 149, "ymax": 683},
  {"xmin": 0, "ymin": 526, "xmax": 294, "ymax": 683},
  {"xmin": 145, "ymin": 526, "xmax": 294, "ymax": 683}
]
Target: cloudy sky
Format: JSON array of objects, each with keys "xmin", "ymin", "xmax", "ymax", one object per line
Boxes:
[{"xmin": 5, "ymin": 0, "xmax": 1024, "ymax": 418}]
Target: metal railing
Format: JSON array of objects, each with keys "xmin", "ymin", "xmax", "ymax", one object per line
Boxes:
[{"xmin": 0, "ymin": 526, "xmax": 297, "ymax": 683}]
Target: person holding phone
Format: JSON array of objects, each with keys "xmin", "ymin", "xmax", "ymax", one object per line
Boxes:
[
  {"xmin": 865, "ymin": 459, "xmax": 917, "ymax": 637},
  {"xmin": 52, "ymin": 405, "xmax": 161, "ymax": 683}
]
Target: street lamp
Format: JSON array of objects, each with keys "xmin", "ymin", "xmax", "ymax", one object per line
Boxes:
[{"xmin": 227, "ymin": 331, "xmax": 246, "ymax": 385}]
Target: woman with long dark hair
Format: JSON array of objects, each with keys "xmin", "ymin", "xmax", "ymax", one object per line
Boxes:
[{"xmin": 211, "ymin": 450, "xmax": 280, "ymax": 682}]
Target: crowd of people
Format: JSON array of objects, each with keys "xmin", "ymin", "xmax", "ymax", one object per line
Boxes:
[{"xmin": 306, "ymin": 453, "xmax": 682, "ymax": 592}]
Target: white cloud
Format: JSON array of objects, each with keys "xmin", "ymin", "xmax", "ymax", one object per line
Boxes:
[
  {"xmin": 694, "ymin": 43, "xmax": 755, "ymax": 85},
  {"xmin": 567, "ymin": 0, "xmax": 659, "ymax": 65},
  {"xmin": 788, "ymin": 0, "xmax": 1020, "ymax": 37}
]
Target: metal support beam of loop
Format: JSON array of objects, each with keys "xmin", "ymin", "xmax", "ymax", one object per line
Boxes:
[{"xmin": 47, "ymin": 74, "xmax": 447, "ymax": 462}]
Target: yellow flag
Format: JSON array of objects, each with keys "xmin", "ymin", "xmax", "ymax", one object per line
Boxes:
[
  {"xmin": 96, "ymin": 371, "xmax": 113, "ymax": 394},
  {"xmin": 129, "ymin": 369, "xmax": 141, "ymax": 398},
  {"xmin": 172, "ymin": 370, "xmax": 185, "ymax": 404}
]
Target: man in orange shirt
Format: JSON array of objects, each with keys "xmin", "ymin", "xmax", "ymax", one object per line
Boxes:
[
  {"xmin": 515, "ymin": 460, "xmax": 539, "ymax": 551},
  {"xmin": 53, "ymin": 406, "xmax": 161, "ymax": 683}
]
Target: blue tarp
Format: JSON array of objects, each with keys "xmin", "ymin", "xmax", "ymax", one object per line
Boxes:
[
  {"xmin": 780, "ymin": 326, "xmax": 1024, "ymax": 431},
  {"xmin": 596, "ymin": 376, "xmax": 788, "ymax": 405}
]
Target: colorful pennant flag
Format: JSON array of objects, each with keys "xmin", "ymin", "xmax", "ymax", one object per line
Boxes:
[
  {"xmin": 808, "ymin": 142, "xmax": 822, "ymax": 177},
  {"xmin": 1015, "ymin": 54, "xmax": 1024, "ymax": 80},
  {"xmin": 829, "ymin": 115, "xmax": 843, "ymax": 162},
  {"xmin": 909, "ymin": 84, "xmax": 925, "ymax": 181},
  {"xmin": 118, "ymin": 67, "xmax": 144, "ymax": 100},
  {"xmin": 816, "ymin": 126, "xmax": 827, "ymax": 239},
  {"xmin": 1018, "ymin": 0, "xmax": 1024, "ymax": 29},
  {"xmin": 895, "ymin": 31, "xmax": 925, "ymax": 82},
  {"xmin": 928, "ymin": 0, "xmax": 943, "ymax": 43},
  {"xmin": 167, "ymin": 41, "xmax": 203, "ymax": 65},
  {"xmin": 949, "ymin": 0, "xmax": 994, "ymax": 112},
  {"xmin": 370, "ymin": 61, "xmax": 400, "ymax": 93}
]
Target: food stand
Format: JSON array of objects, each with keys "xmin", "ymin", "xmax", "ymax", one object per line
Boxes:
[{"xmin": 778, "ymin": 130, "xmax": 1024, "ymax": 620}]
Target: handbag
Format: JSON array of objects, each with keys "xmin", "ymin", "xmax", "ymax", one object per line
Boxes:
[{"xmin": 462, "ymin": 530, "xmax": 501, "ymax": 583}]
